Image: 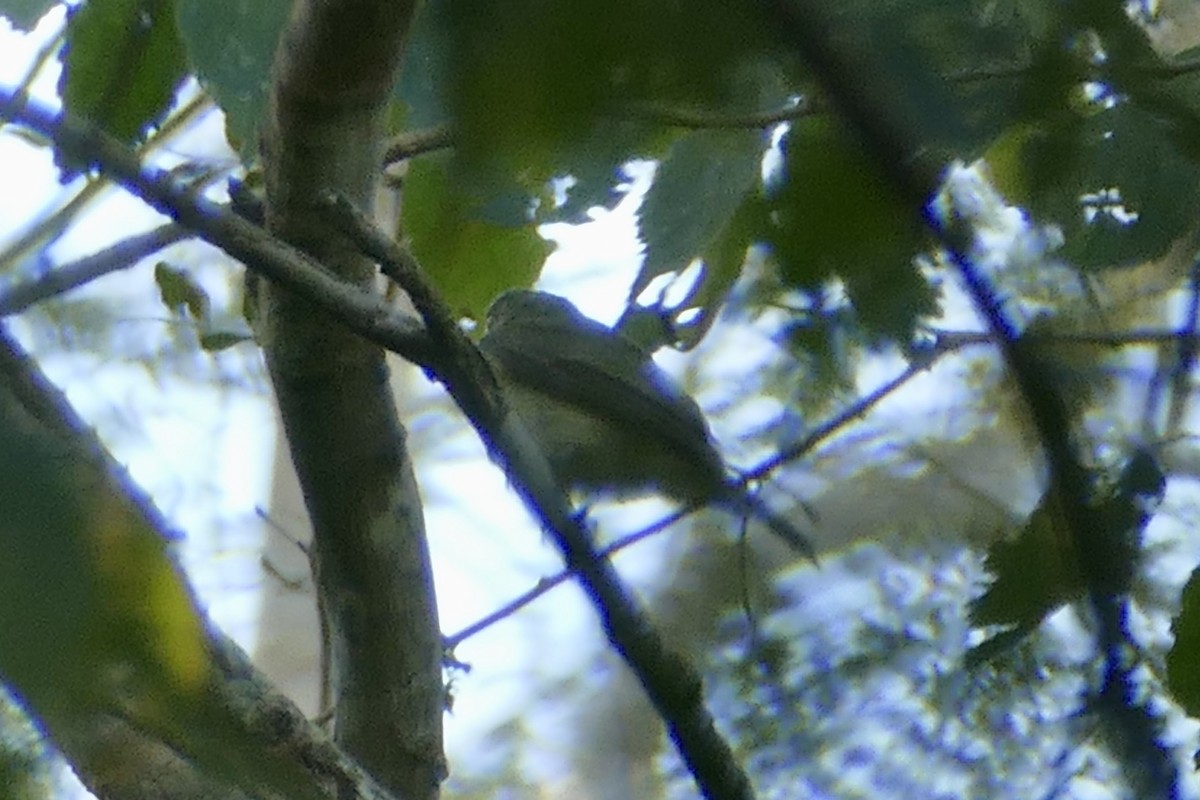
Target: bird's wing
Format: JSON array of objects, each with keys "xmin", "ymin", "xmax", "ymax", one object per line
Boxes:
[{"xmin": 480, "ymin": 329, "xmax": 724, "ymax": 479}]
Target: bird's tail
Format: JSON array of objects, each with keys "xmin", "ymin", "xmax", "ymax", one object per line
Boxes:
[{"xmin": 720, "ymin": 485, "xmax": 818, "ymax": 562}]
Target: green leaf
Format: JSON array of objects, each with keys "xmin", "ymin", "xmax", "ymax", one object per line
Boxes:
[
  {"xmin": 636, "ymin": 129, "xmax": 767, "ymax": 296},
  {"xmin": 1168, "ymin": 568, "xmax": 1200, "ymax": 717},
  {"xmin": 663, "ymin": 191, "xmax": 770, "ymax": 348},
  {"xmin": 969, "ymin": 452, "xmax": 1160, "ymax": 666},
  {"xmin": 1025, "ymin": 102, "xmax": 1200, "ymax": 270},
  {"xmin": 0, "ymin": 339, "xmax": 327, "ymax": 800},
  {"xmin": 58, "ymin": 0, "xmax": 187, "ymax": 155},
  {"xmin": 0, "ymin": 0, "xmax": 56, "ymax": 30},
  {"xmin": 765, "ymin": 119, "xmax": 935, "ymax": 343},
  {"xmin": 0, "ymin": 393, "xmax": 209, "ymax": 725},
  {"xmin": 199, "ymin": 329, "xmax": 252, "ymax": 352},
  {"xmin": 154, "ymin": 261, "xmax": 210, "ymax": 321},
  {"xmin": 971, "ymin": 495, "xmax": 1078, "ymax": 628},
  {"xmin": 394, "ymin": 0, "xmax": 450, "ymax": 130},
  {"xmin": 544, "ymin": 121, "xmax": 672, "ymax": 224},
  {"xmin": 175, "ymin": 0, "xmax": 292, "ymax": 160},
  {"xmin": 403, "ymin": 153, "xmax": 552, "ymax": 321},
  {"xmin": 443, "ymin": 0, "xmax": 785, "ymax": 179},
  {"xmin": 966, "ymin": 494, "xmax": 1078, "ymax": 667}
]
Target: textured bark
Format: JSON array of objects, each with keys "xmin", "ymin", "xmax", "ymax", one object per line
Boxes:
[
  {"xmin": 0, "ymin": 326, "xmax": 404, "ymax": 800},
  {"xmin": 259, "ymin": 2, "xmax": 446, "ymax": 798}
]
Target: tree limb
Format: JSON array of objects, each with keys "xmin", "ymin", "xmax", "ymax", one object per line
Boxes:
[
  {"xmin": 258, "ymin": 1, "xmax": 443, "ymax": 796},
  {"xmin": 0, "ymin": 323, "xmax": 405, "ymax": 800}
]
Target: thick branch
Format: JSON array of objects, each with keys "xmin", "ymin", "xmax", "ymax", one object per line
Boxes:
[
  {"xmin": 260, "ymin": 2, "xmax": 443, "ymax": 798},
  {"xmin": 0, "ymin": 324, "xmax": 403, "ymax": 800},
  {"xmin": 0, "ymin": 81, "xmax": 757, "ymax": 800}
]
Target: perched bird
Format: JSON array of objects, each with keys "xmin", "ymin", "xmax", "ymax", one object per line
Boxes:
[{"xmin": 478, "ymin": 289, "xmax": 815, "ymax": 559}]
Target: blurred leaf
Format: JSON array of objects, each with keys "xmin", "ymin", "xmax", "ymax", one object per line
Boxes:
[
  {"xmin": 894, "ymin": 0, "xmax": 1057, "ymax": 141},
  {"xmin": 442, "ymin": 0, "xmax": 785, "ymax": 180},
  {"xmin": 394, "ymin": 0, "xmax": 450, "ymax": 130},
  {"xmin": 668, "ymin": 192, "xmax": 771, "ymax": 348},
  {"xmin": 543, "ymin": 123, "xmax": 670, "ymax": 224},
  {"xmin": 982, "ymin": 14, "xmax": 1200, "ymax": 272},
  {"xmin": 967, "ymin": 493, "xmax": 1078, "ymax": 667},
  {"xmin": 198, "ymin": 329, "xmax": 252, "ymax": 352},
  {"xmin": 1168, "ymin": 568, "xmax": 1200, "ymax": 717},
  {"xmin": 970, "ymin": 452, "xmax": 1160, "ymax": 666},
  {"xmin": 1021, "ymin": 102, "xmax": 1200, "ymax": 270},
  {"xmin": 175, "ymin": 0, "xmax": 291, "ymax": 159},
  {"xmin": 777, "ymin": 305, "xmax": 858, "ymax": 401},
  {"xmin": 0, "ymin": 337, "xmax": 324, "ymax": 799},
  {"xmin": 58, "ymin": 0, "xmax": 186, "ymax": 165},
  {"xmin": 0, "ymin": 419, "xmax": 96, "ymax": 718},
  {"xmin": 0, "ymin": 0, "xmax": 56, "ymax": 30},
  {"xmin": 765, "ymin": 118, "xmax": 935, "ymax": 343},
  {"xmin": 0, "ymin": 394, "xmax": 209, "ymax": 724},
  {"xmin": 844, "ymin": 3, "xmax": 978, "ymax": 156},
  {"xmin": 403, "ymin": 153, "xmax": 552, "ymax": 320},
  {"xmin": 636, "ymin": 129, "xmax": 767, "ymax": 297},
  {"xmin": 154, "ymin": 261, "xmax": 210, "ymax": 321}
]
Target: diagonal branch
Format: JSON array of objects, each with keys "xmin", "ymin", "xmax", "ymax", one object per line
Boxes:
[
  {"xmin": 0, "ymin": 323, "xmax": 404, "ymax": 800},
  {"xmin": 0, "ymin": 85, "xmax": 760, "ymax": 800},
  {"xmin": 320, "ymin": 193, "xmax": 759, "ymax": 800},
  {"xmin": 0, "ymin": 222, "xmax": 192, "ymax": 316},
  {"xmin": 763, "ymin": 0, "xmax": 1179, "ymax": 792},
  {"xmin": 0, "ymin": 92, "xmax": 433, "ymax": 364}
]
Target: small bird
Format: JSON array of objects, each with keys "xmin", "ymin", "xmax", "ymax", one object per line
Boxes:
[{"xmin": 478, "ymin": 289, "xmax": 816, "ymax": 559}]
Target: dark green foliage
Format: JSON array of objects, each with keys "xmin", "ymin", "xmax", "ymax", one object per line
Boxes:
[
  {"xmin": 58, "ymin": 0, "xmax": 186, "ymax": 169},
  {"xmin": 1169, "ymin": 570, "xmax": 1200, "ymax": 717},
  {"xmin": 442, "ymin": 0, "xmax": 787, "ymax": 178},
  {"xmin": 636, "ymin": 129, "xmax": 769, "ymax": 298},
  {"xmin": 175, "ymin": 0, "xmax": 291, "ymax": 159},
  {"xmin": 764, "ymin": 119, "xmax": 937, "ymax": 344},
  {"xmin": 971, "ymin": 452, "xmax": 1164, "ymax": 667},
  {"xmin": 402, "ymin": 153, "xmax": 552, "ymax": 320}
]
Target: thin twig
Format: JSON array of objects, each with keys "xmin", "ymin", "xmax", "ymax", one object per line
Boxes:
[
  {"xmin": 618, "ymin": 100, "xmax": 819, "ymax": 130},
  {"xmin": 0, "ymin": 91, "xmax": 213, "ymax": 274},
  {"xmin": 0, "ymin": 223, "xmax": 192, "ymax": 316},
  {"xmin": 444, "ymin": 505, "xmax": 689, "ymax": 649},
  {"xmin": 0, "ymin": 89, "xmax": 434, "ymax": 366},
  {"xmin": 445, "ymin": 332, "xmax": 981, "ymax": 646},
  {"xmin": 754, "ymin": 341, "xmax": 973, "ymax": 480},
  {"xmin": 382, "ymin": 123, "xmax": 454, "ymax": 166}
]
